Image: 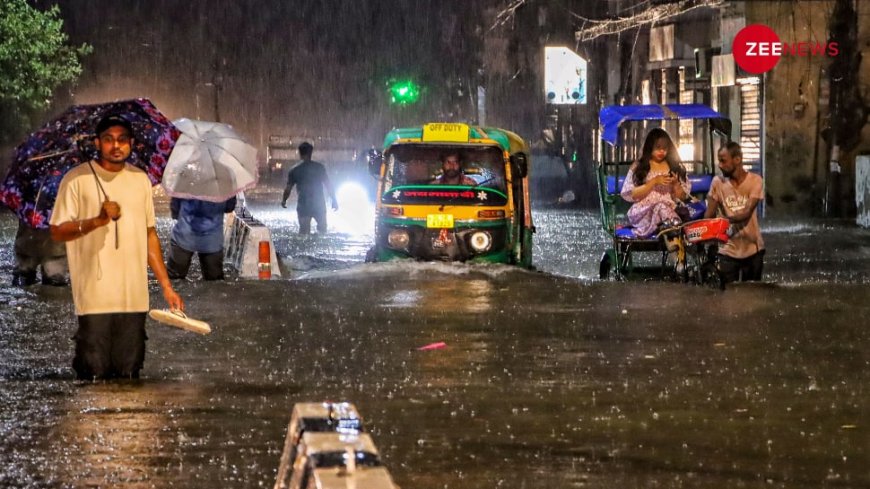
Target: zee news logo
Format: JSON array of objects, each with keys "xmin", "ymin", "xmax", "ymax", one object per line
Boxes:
[{"xmin": 733, "ymin": 24, "xmax": 839, "ymax": 74}]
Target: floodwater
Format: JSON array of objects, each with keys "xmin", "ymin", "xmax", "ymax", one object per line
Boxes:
[{"xmin": 1, "ymin": 182, "xmax": 868, "ymax": 488}]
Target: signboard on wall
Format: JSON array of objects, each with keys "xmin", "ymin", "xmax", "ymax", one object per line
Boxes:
[
  {"xmin": 544, "ymin": 47, "xmax": 587, "ymax": 104},
  {"xmin": 712, "ymin": 54, "xmax": 736, "ymax": 87},
  {"xmin": 650, "ymin": 25, "xmax": 675, "ymax": 61}
]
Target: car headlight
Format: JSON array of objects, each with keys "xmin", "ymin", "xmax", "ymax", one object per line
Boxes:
[
  {"xmin": 387, "ymin": 229, "xmax": 410, "ymax": 249},
  {"xmin": 469, "ymin": 231, "xmax": 492, "ymax": 252}
]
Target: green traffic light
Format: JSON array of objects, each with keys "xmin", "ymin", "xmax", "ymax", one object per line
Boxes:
[{"xmin": 389, "ymin": 79, "xmax": 420, "ymax": 105}]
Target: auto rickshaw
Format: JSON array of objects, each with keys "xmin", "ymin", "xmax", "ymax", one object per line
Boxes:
[
  {"xmin": 595, "ymin": 104, "xmax": 732, "ymax": 281},
  {"xmin": 367, "ymin": 122, "xmax": 534, "ymax": 267}
]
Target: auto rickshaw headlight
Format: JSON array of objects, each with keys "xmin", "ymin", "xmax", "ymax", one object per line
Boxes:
[
  {"xmin": 469, "ymin": 231, "xmax": 492, "ymax": 252},
  {"xmin": 387, "ymin": 229, "xmax": 410, "ymax": 249}
]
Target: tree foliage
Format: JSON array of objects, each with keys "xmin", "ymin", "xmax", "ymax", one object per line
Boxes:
[{"xmin": 0, "ymin": 0, "xmax": 91, "ymax": 143}]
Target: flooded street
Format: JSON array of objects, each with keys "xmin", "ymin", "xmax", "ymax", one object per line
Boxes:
[{"xmin": 1, "ymin": 184, "xmax": 869, "ymax": 488}]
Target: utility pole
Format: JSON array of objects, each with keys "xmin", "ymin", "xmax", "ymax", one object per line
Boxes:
[{"xmin": 825, "ymin": 0, "xmax": 866, "ymax": 217}]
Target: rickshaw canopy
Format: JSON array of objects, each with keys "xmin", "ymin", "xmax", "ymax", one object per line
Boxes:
[
  {"xmin": 383, "ymin": 123, "xmax": 514, "ymax": 153},
  {"xmin": 599, "ymin": 104, "xmax": 732, "ymax": 146}
]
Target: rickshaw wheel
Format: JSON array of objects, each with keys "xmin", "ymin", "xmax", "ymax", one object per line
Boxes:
[
  {"xmin": 599, "ymin": 251, "xmax": 612, "ymax": 280},
  {"xmin": 699, "ymin": 247, "xmax": 726, "ymax": 290},
  {"xmin": 616, "ymin": 249, "xmax": 632, "ymax": 281},
  {"xmin": 701, "ymin": 263, "xmax": 726, "ymax": 290},
  {"xmin": 660, "ymin": 250, "xmax": 687, "ymax": 282}
]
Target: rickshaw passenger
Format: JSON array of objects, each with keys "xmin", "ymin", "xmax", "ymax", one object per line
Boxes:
[
  {"xmin": 620, "ymin": 128, "xmax": 690, "ymax": 236},
  {"xmin": 432, "ymin": 151, "xmax": 476, "ymax": 185}
]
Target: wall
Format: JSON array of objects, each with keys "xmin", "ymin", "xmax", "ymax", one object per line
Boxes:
[{"xmin": 748, "ymin": 0, "xmax": 870, "ymax": 217}]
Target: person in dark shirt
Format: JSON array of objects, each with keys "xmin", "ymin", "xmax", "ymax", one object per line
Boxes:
[{"xmin": 281, "ymin": 142, "xmax": 338, "ymax": 234}]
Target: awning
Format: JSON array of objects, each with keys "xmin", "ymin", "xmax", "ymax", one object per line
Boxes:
[{"xmin": 599, "ymin": 104, "xmax": 732, "ymax": 146}]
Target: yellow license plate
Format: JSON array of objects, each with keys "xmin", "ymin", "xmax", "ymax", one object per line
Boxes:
[{"xmin": 426, "ymin": 214, "xmax": 454, "ymax": 228}]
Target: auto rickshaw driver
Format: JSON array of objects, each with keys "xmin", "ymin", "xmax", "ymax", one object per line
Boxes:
[{"xmin": 432, "ymin": 151, "xmax": 475, "ymax": 185}]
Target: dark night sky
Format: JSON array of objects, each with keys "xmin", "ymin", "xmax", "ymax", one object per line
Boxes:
[{"xmin": 42, "ymin": 0, "xmax": 503, "ymax": 149}]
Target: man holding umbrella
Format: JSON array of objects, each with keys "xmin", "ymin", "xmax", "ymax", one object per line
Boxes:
[{"xmin": 49, "ymin": 115, "xmax": 184, "ymax": 380}]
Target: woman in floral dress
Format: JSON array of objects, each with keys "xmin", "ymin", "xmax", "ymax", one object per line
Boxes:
[{"xmin": 620, "ymin": 128, "xmax": 690, "ymax": 236}]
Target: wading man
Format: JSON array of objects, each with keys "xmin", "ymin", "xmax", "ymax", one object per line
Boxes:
[
  {"xmin": 281, "ymin": 142, "xmax": 338, "ymax": 234},
  {"xmin": 50, "ymin": 115, "xmax": 184, "ymax": 380},
  {"xmin": 704, "ymin": 141, "xmax": 765, "ymax": 282}
]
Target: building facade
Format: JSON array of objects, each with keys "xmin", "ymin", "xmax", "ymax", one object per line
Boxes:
[{"xmin": 562, "ymin": 0, "xmax": 869, "ymax": 217}]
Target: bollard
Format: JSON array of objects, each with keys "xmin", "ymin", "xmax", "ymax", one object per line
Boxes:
[{"xmin": 258, "ymin": 241, "xmax": 271, "ymax": 279}]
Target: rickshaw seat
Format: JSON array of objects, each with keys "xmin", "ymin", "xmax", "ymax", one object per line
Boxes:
[
  {"xmin": 615, "ymin": 225, "xmax": 655, "ymax": 240},
  {"xmin": 406, "ymin": 161, "xmax": 432, "ymax": 183},
  {"xmin": 688, "ymin": 175, "xmax": 713, "ymax": 193},
  {"xmin": 605, "ymin": 176, "xmax": 626, "ymax": 194},
  {"xmin": 614, "ymin": 200, "xmax": 707, "ymax": 241},
  {"xmin": 607, "ymin": 174, "xmax": 713, "ymax": 195},
  {"xmin": 683, "ymin": 200, "xmax": 707, "ymax": 219}
]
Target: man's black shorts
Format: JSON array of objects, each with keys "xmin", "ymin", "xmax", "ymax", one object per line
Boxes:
[{"xmin": 718, "ymin": 249, "xmax": 765, "ymax": 283}]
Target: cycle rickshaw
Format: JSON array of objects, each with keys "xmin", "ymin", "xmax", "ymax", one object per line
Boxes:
[{"xmin": 595, "ymin": 104, "xmax": 732, "ymax": 285}]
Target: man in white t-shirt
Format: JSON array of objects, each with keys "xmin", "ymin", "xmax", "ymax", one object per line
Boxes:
[
  {"xmin": 50, "ymin": 115, "xmax": 184, "ymax": 380},
  {"xmin": 704, "ymin": 142, "xmax": 765, "ymax": 282}
]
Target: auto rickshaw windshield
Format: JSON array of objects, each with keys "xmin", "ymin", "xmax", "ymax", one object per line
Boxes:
[{"xmin": 385, "ymin": 145, "xmax": 507, "ymax": 193}]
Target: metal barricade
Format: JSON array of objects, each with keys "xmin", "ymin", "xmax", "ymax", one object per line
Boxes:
[{"xmin": 224, "ymin": 207, "xmax": 281, "ymax": 278}]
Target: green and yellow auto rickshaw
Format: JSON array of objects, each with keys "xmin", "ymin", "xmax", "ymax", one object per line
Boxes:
[{"xmin": 366, "ymin": 122, "xmax": 533, "ymax": 267}]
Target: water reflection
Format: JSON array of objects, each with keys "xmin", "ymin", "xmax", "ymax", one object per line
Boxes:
[
  {"xmin": 52, "ymin": 381, "xmax": 182, "ymax": 486},
  {"xmin": 384, "ymin": 278, "xmax": 493, "ymax": 315},
  {"xmin": 0, "ymin": 185, "xmax": 868, "ymax": 488}
]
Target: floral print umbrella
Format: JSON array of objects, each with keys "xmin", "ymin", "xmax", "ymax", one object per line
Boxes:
[{"xmin": 0, "ymin": 98, "xmax": 179, "ymax": 228}]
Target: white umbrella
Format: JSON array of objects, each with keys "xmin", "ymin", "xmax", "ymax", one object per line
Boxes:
[{"xmin": 162, "ymin": 118, "xmax": 259, "ymax": 202}]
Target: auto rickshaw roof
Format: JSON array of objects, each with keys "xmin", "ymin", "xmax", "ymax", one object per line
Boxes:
[
  {"xmin": 599, "ymin": 104, "xmax": 732, "ymax": 146},
  {"xmin": 383, "ymin": 123, "xmax": 519, "ymax": 153}
]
